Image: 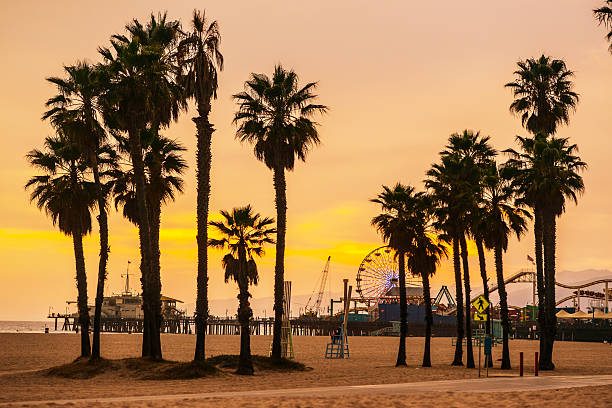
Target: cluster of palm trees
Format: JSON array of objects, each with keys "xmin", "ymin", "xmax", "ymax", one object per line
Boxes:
[
  {"xmin": 26, "ymin": 10, "xmax": 326, "ymax": 373},
  {"xmin": 372, "ymin": 55, "xmax": 585, "ymax": 370},
  {"xmin": 25, "ymin": 4, "xmax": 606, "ymax": 374}
]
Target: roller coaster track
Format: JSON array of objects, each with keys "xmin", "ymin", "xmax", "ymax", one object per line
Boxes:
[{"xmin": 440, "ymin": 270, "xmax": 612, "ymax": 314}]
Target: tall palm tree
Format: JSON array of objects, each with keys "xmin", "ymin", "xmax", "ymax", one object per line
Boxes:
[
  {"xmin": 426, "ymin": 156, "xmax": 465, "ymax": 366},
  {"xmin": 403, "ymin": 194, "xmax": 447, "ymax": 367},
  {"xmin": 594, "ymin": 2, "xmax": 612, "ymax": 53},
  {"xmin": 505, "ymin": 55, "xmax": 579, "ymax": 136},
  {"xmin": 209, "ymin": 206, "xmax": 276, "ymax": 375},
  {"xmin": 179, "ymin": 9, "xmax": 223, "ymax": 361},
  {"xmin": 371, "ymin": 183, "xmax": 419, "ymax": 367},
  {"xmin": 428, "ymin": 130, "xmax": 495, "ymax": 368},
  {"xmin": 233, "ymin": 65, "xmax": 327, "ymax": 360},
  {"xmin": 42, "ymin": 62, "xmax": 113, "ymax": 359},
  {"xmin": 112, "ymin": 131, "xmax": 187, "ymax": 293},
  {"xmin": 26, "ymin": 135, "xmax": 97, "ymax": 358},
  {"xmin": 98, "ymin": 13, "xmax": 184, "ymax": 359},
  {"xmin": 505, "ymin": 134, "xmax": 585, "ymax": 370},
  {"xmin": 504, "ymin": 134, "xmax": 548, "ymax": 364},
  {"xmin": 480, "ymin": 163, "xmax": 531, "ymax": 369}
]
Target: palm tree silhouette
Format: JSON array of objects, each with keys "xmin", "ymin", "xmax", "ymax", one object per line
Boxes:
[
  {"xmin": 43, "ymin": 62, "xmax": 114, "ymax": 359},
  {"xmin": 209, "ymin": 206, "xmax": 276, "ymax": 375},
  {"xmin": 427, "ymin": 155, "xmax": 466, "ymax": 366},
  {"xmin": 404, "ymin": 193, "xmax": 447, "ymax": 367},
  {"xmin": 233, "ymin": 65, "xmax": 327, "ymax": 360},
  {"xmin": 371, "ymin": 183, "xmax": 418, "ymax": 367},
  {"xmin": 505, "ymin": 134, "xmax": 585, "ymax": 370},
  {"xmin": 505, "ymin": 55, "xmax": 579, "ymax": 136},
  {"xmin": 480, "ymin": 163, "xmax": 531, "ymax": 369},
  {"xmin": 594, "ymin": 2, "xmax": 612, "ymax": 53},
  {"xmin": 179, "ymin": 9, "xmax": 224, "ymax": 361},
  {"xmin": 112, "ymin": 131, "xmax": 187, "ymax": 296},
  {"xmin": 26, "ymin": 135, "xmax": 97, "ymax": 358},
  {"xmin": 427, "ymin": 130, "xmax": 495, "ymax": 368},
  {"xmin": 98, "ymin": 13, "xmax": 184, "ymax": 359}
]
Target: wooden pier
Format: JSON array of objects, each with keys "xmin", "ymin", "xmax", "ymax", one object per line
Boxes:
[{"xmin": 47, "ymin": 314, "xmax": 394, "ymax": 336}]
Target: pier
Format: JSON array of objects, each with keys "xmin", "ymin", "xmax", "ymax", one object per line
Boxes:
[{"xmin": 47, "ymin": 314, "xmax": 395, "ymax": 336}]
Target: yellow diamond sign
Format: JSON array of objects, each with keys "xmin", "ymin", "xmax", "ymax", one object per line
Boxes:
[
  {"xmin": 472, "ymin": 295, "xmax": 490, "ymax": 314},
  {"xmin": 474, "ymin": 312, "xmax": 488, "ymax": 321}
]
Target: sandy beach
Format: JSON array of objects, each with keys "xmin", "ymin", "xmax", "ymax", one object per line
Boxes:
[{"xmin": 0, "ymin": 333, "xmax": 611, "ymax": 407}]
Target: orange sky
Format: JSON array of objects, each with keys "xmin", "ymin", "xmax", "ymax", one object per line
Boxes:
[{"xmin": 1, "ymin": 1, "xmax": 611, "ymax": 320}]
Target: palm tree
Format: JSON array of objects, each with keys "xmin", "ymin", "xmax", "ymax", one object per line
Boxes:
[
  {"xmin": 427, "ymin": 130, "xmax": 495, "ymax": 368},
  {"xmin": 113, "ymin": 129, "xmax": 187, "ymax": 268},
  {"xmin": 26, "ymin": 135, "xmax": 97, "ymax": 358},
  {"xmin": 233, "ymin": 65, "xmax": 327, "ymax": 360},
  {"xmin": 426, "ymin": 156, "xmax": 465, "ymax": 366},
  {"xmin": 179, "ymin": 9, "xmax": 223, "ymax": 361},
  {"xmin": 98, "ymin": 13, "xmax": 184, "ymax": 359},
  {"xmin": 480, "ymin": 163, "xmax": 531, "ymax": 369},
  {"xmin": 42, "ymin": 62, "xmax": 113, "ymax": 359},
  {"xmin": 404, "ymin": 194, "xmax": 447, "ymax": 367},
  {"xmin": 504, "ymin": 134, "xmax": 548, "ymax": 364},
  {"xmin": 505, "ymin": 134, "xmax": 585, "ymax": 370},
  {"xmin": 371, "ymin": 183, "xmax": 419, "ymax": 367},
  {"xmin": 505, "ymin": 55, "xmax": 579, "ymax": 136},
  {"xmin": 594, "ymin": 2, "xmax": 612, "ymax": 53},
  {"xmin": 209, "ymin": 206, "xmax": 276, "ymax": 375}
]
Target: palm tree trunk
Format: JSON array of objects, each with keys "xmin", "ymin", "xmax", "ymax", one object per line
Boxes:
[
  {"xmin": 451, "ymin": 235, "xmax": 464, "ymax": 366},
  {"xmin": 460, "ymin": 233, "xmax": 475, "ymax": 368},
  {"xmin": 90, "ymin": 158, "xmax": 109, "ymax": 360},
  {"xmin": 396, "ymin": 251, "xmax": 408, "ymax": 367},
  {"xmin": 72, "ymin": 231, "xmax": 91, "ymax": 358},
  {"xmin": 236, "ymin": 284, "xmax": 254, "ymax": 375},
  {"xmin": 475, "ymin": 238, "xmax": 492, "ymax": 367},
  {"xmin": 534, "ymin": 205, "xmax": 547, "ymax": 369},
  {"xmin": 128, "ymin": 125, "xmax": 161, "ymax": 360},
  {"xmin": 495, "ymin": 244, "xmax": 511, "ymax": 369},
  {"xmin": 150, "ymin": 199, "xmax": 162, "ymax": 338},
  {"xmin": 271, "ymin": 166, "xmax": 287, "ymax": 361},
  {"xmin": 237, "ymin": 248, "xmax": 254, "ymax": 375},
  {"xmin": 194, "ymin": 114, "xmax": 213, "ymax": 361},
  {"xmin": 422, "ymin": 270, "xmax": 432, "ymax": 367},
  {"xmin": 541, "ymin": 210, "xmax": 557, "ymax": 370}
]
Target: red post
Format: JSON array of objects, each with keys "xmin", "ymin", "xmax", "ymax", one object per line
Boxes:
[
  {"xmin": 519, "ymin": 352, "xmax": 524, "ymax": 376},
  {"xmin": 535, "ymin": 352, "xmax": 539, "ymax": 376}
]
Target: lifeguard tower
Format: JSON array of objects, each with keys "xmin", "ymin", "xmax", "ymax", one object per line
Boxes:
[{"xmin": 325, "ymin": 279, "xmax": 351, "ymax": 359}]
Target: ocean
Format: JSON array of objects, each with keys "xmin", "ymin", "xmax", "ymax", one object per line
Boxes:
[{"xmin": 0, "ymin": 321, "xmax": 61, "ymax": 333}]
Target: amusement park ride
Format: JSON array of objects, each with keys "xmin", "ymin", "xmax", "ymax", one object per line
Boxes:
[
  {"xmin": 334, "ymin": 245, "xmax": 611, "ymax": 318},
  {"xmin": 356, "ymin": 246, "xmax": 425, "ymax": 305}
]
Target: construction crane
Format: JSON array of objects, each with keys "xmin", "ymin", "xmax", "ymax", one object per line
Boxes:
[{"xmin": 304, "ymin": 256, "xmax": 331, "ymax": 317}]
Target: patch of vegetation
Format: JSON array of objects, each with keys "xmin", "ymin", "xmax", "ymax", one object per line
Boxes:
[
  {"xmin": 46, "ymin": 357, "xmax": 116, "ymax": 379},
  {"xmin": 207, "ymin": 354, "xmax": 309, "ymax": 372},
  {"xmin": 45, "ymin": 357, "xmax": 219, "ymax": 380},
  {"xmin": 142, "ymin": 360, "xmax": 219, "ymax": 380}
]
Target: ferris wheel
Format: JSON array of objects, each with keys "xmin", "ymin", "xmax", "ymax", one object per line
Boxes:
[{"xmin": 355, "ymin": 246, "xmax": 422, "ymax": 304}]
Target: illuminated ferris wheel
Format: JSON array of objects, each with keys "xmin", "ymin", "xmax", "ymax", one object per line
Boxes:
[{"xmin": 355, "ymin": 246, "xmax": 422, "ymax": 304}]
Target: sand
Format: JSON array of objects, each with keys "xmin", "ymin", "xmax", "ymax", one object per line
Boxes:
[{"xmin": 0, "ymin": 333, "xmax": 611, "ymax": 407}]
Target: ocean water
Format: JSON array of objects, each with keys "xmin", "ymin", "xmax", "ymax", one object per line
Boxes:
[{"xmin": 0, "ymin": 321, "xmax": 60, "ymax": 333}]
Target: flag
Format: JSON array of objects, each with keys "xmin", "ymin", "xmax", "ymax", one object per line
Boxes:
[{"xmin": 527, "ymin": 255, "xmax": 534, "ymax": 263}]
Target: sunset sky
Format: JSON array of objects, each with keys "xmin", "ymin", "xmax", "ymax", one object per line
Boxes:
[{"xmin": 1, "ymin": 1, "xmax": 611, "ymax": 321}]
